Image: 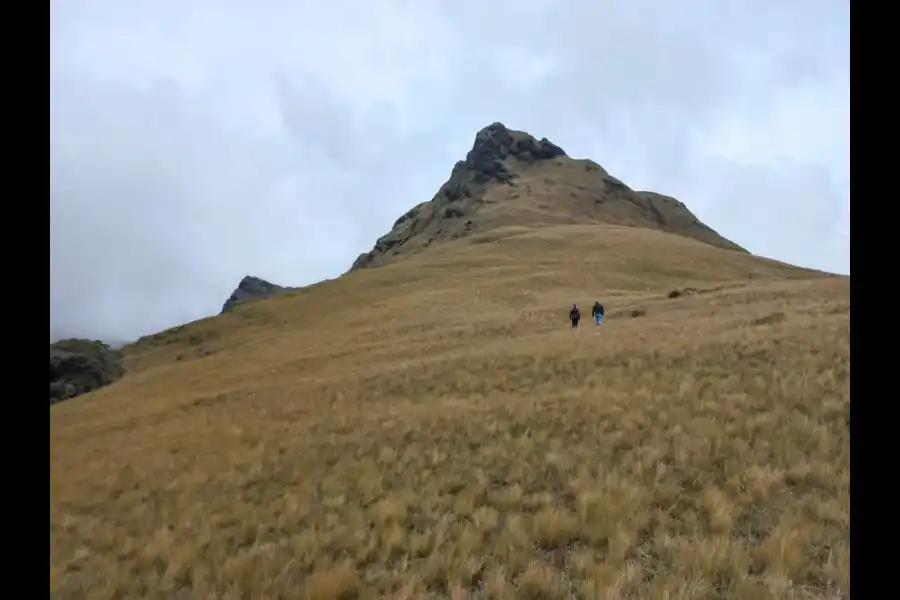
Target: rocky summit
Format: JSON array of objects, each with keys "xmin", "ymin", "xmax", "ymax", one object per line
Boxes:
[
  {"xmin": 349, "ymin": 122, "xmax": 745, "ymax": 272},
  {"xmin": 221, "ymin": 275, "xmax": 291, "ymax": 314}
]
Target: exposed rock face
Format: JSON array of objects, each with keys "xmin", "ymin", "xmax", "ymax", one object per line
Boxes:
[
  {"xmin": 50, "ymin": 339, "xmax": 125, "ymax": 405},
  {"xmin": 462, "ymin": 121, "xmax": 566, "ymax": 185},
  {"xmin": 349, "ymin": 122, "xmax": 745, "ymax": 272},
  {"xmin": 221, "ymin": 276, "xmax": 291, "ymax": 313}
]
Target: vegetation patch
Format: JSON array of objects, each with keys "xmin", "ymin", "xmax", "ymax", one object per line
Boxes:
[{"xmin": 50, "ymin": 339, "xmax": 124, "ymax": 405}]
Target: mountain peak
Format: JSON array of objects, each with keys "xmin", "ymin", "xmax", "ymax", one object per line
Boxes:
[
  {"xmin": 462, "ymin": 122, "xmax": 567, "ymax": 185},
  {"xmin": 221, "ymin": 275, "xmax": 290, "ymax": 314},
  {"xmin": 348, "ymin": 123, "xmax": 743, "ymax": 272}
]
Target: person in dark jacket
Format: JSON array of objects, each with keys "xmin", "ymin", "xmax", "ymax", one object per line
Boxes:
[
  {"xmin": 591, "ymin": 301, "xmax": 605, "ymax": 325},
  {"xmin": 569, "ymin": 304, "xmax": 581, "ymax": 328}
]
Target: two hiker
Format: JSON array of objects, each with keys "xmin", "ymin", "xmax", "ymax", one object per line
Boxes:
[{"xmin": 569, "ymin": 301, "xmax": 604, "ymax": 328}]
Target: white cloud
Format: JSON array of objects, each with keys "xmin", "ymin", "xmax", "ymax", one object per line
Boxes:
[{"xmin": 50, "ymin": 0, "xmax": 849, "ymax": 343}]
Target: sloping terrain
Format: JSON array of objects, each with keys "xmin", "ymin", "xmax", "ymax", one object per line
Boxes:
[
  {"xmin": 350, "ymin": 123, "xmax": 745, "ymax": 272},
  {"xmin": 50, "ymin": 224, "xmax": 848, "ymax": 599}
]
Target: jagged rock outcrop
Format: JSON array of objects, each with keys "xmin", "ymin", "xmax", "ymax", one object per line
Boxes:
[
  {"xmin": 349, "ymin": 122, "xmax": 745, "ymax": 272},
  {"xmin": 50, "ymin": 339, "xmax": 125, "ymax": 405},
  {"xmin": 221, "ymin": 276, "xmax": 291, "ymax": 313}
]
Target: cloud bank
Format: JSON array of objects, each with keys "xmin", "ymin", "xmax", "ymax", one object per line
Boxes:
[{"xmin": 50, "ymin": 0, "xmax": 849, "ymax": 343}]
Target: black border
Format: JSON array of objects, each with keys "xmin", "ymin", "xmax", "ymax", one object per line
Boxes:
[{"xmin": 49, "ymin": 2, "xmax": 56, "ymax": 596}]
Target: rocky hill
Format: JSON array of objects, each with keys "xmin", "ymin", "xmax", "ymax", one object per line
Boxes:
[
  {"xmin": 350, "ymin": 122, "xmax": 745, "ymax": 271},
  {"xmin": 221, "ymin": 275, "xmax": 291, "ymax": 314}
]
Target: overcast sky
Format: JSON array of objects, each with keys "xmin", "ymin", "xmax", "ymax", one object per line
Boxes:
[{"xmin": 50, "ymin": 0, "xmax": 850, "ymax": 343}]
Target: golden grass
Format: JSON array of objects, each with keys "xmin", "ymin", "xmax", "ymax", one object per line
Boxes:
[{"xmin": 50, "ymin": 225, "xmax": 850, "ymax": 599}]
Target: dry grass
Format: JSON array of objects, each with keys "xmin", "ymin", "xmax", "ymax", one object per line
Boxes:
[{"xmin": 50, "ymin": 225, "xmax": 850, "ymax": 599}]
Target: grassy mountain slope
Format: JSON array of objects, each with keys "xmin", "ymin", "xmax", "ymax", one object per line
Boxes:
[{"xmin": 50, "ymin": 223, "xmax": 848, "ymax": 599}]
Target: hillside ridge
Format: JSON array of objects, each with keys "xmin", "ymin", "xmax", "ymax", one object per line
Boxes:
[{"xmin": 349, "ymin": 122, "xmax": 745, "ymax": 272}]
